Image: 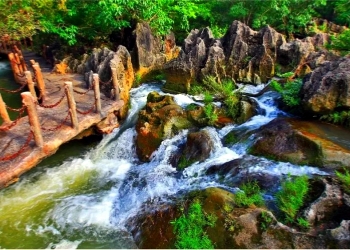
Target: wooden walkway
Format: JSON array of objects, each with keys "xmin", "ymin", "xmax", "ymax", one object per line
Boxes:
[{"xmin": 0, "ymin": 50, "xmax": 123, "ymax": 188}]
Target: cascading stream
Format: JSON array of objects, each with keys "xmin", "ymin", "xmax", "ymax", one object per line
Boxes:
[{"xmin": 0, "ymin": 81, "xmax": 328, "ymax": 249}]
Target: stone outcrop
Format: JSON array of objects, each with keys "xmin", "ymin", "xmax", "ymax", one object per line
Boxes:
[
  {"xmin": 163, "ymin": 20, "xmax": 330, "ymax": 93},
  {"xmin": 109, "ymin": 46, "xmax": 134, "ymax": 118},
  {"xmin": 133, "ymin": 22, "xmax": 179, "ymax": 81},
  {"xmin": 304, "ymin": 178, "xmax": 350, "ymax": 226},
  {"xmin": 300, "ymin": 56, "xmax": 350, "ymax": 115},
  {"xmin": 250, "ymin": 118, "xmax": 350, "ymax": 169}
]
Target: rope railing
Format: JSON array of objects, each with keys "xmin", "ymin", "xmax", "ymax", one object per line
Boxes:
[
  {"xmin": 0, "ymin": 83, "xmax": 27, "ymax": 93},
  {"xmin": 0, "ymin": 58, "xmax": 116, "ymax": 162},
  {"xmin": 41, "ymin": 111, "xmax": 70, "ymax": 132},
  {"xmin": 0, "ymin": 107, "xmax": 25, "ymax": 131},
  {"xmin": 37, "ymin": 93, "xmax": 65, "ymax": 108},
  {"xmin": 76, "ymin": 102, "xmax": 96, "ymax": 115},
  {"xmin": 0, "ymin": 131, "xmax": 33, "ymax": 161},
  {"xmin": 73, "ymin": 82, "xmax": 94, "ymax": 95}
]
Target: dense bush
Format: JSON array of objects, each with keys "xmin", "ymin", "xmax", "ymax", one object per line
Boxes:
[
  {"xmin": 276, "ymin": 175, "xmax": 309, "ymax": 223},
  {"xmin": 171, "ymin": 201, "xmax": 216, "ymax": 249}
]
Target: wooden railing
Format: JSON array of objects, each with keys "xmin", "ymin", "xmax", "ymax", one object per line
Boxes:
[{"xmin": 0, "ymin": 53, "xmax": 121, "ymax": 161}]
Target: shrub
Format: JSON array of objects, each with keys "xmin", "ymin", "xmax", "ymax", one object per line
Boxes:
[
  {"xmin": 203, "ymin": 103, "xmax": 218, "ymax": 126},
  {"xmin": 171, "ymin": 201, "xmax": 216, "ymax": 249},
  {"xmin": 234, "ymin": 181, "xmax": 264, "ymax": 207},
  {"xmin": 327, "ymin": 29, "xmax": 350, "ymax": 55},
  {"xmin": 320, "ymin": 111, "xmax": 350, "ymax": 128},
  {"xmin": 259, "ymin": 211, "xmax": 274, "ymax": 231},
  {"xmin": 270, "ymin": 79, "xmax": 303, "ymax": 107},
  {"xmin": 275, "ymin": 175, "xmax": 309, "ymax": 223},
  {"xmin": 335, "ymin": 168, "xmax": 350, "ymax": 194}
]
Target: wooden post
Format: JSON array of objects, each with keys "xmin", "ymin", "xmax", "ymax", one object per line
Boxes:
[
  {"xmin": 0, "ymin": 93, "xmax": 11, "ymax": 124},
  {"xmin": 8, "ymin": 53, "xmax": 20, "ymax": 82},
  {"xmin": 111, "ymin": 67, "xmax": 120, "ymax": 101},
  {"xmin": 21, "ymin": 92, "xmax": 43, "ymax": 148},
  {"xmin": 93, "ymin": 74, "xmax": 102, "ymax": 115},
  {"xmin": 24, "ymin": 71, "xmax": 37, "ymax": 102},
  {"xmin": 14, "ymin": 53, "xmax": 24, "ymax": 74},
  {"xmin": 30, "ymin": 59, "xmax": 36, "ymax": 66},
  {"xmin": 64, "ymin": 82, "xmax": 79, "ymax": 130},
  {"xmin": 19, "ymin": 55, "xmax": 27, "ymax": 71},
  {"xmin": 32, "ymin": 64, "xmax": 46, "ymax": 101}
]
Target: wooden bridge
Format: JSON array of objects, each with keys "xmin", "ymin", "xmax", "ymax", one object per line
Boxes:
[{"xmin": 0, "ymin": 45, "xmax": 124, "ymax": 188}]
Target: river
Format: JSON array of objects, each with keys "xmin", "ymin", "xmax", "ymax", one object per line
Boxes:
[{"xmin": 0, "ymin": 59, "xmax": 328, "ymax": 249}]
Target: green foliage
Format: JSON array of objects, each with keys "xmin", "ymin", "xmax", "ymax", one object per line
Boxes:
[
  {"xmin": 134, "ymin": 73, "xmax": 142, "ymax": 86},
  {"xmin": 178, "ymin": 156, "xmax": 195, "ymax": 170},
  {"xmin": 203, "ymin": 91, "xmax": 214, "ymax": 104},
  {"xmin": 276, "ymin": 175, "xmax": 309, "ymax": 223},
  {"xmin": 171, "ymin": 201, "xmax": 216, "ymax": 249},
  {"xmin": 203, "ymin": 104, "xmax": 218, "ymax": 126},
  {"xmin": 259, "ymin": 211, "xmax": 274, "ymax": 231},
  {"xmin": 276, "ymin": 72, "xmax": 294, "ymax": 78},
  {"xmin": 270, "ymin": 79, "xmax": 303, "ymax": 107},
  {"xmin": 335, "ymin": 168, "xmax": 350, "ymax": 194},
  {"xmin": 224, "ymin": 133, "xmax": 238, "ymax": 145},
  {"xmin": 320, "ymin": 110, "xmax": 350, "ymax": 127},
  {"xmin": 297, "ymin": 217, "xmax": 310, "ymax": 230},
  {"xmin": 234, "ymin": 181, "xmax": 264, "ymax": 208},
  {"xmin": 327, "ymin": 29, "xmax": 350, "ymax": 55}
]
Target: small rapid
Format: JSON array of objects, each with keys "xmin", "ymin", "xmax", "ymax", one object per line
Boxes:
[{"xmin": 0, "ymin": 82, "xmax": 328, "ymax": 249}]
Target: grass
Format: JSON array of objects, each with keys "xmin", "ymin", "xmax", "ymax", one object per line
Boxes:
[
  {"xmin": 275, "ymin": 175, "xmax": 309, "ymax": 223},
  {"xmin": 297, "ymin": 217, "xmax": 310, "ymax": 230},
  {"xmin": 171, "ymin": 201, "xmax": 217, "ymax": 249},
  {"xmin": 259, "ymin": 211, "xmax": 273, "ymax": 231},
  {"xmin": 234, "ymin": 181, "xmax": 264, "ymax": 208},
  {"xmin": 320, "ymin": 111, "xmax": 350, "ymax": 128},
  {"xmin": 203, "ymin": 103, "xmax": 218, "ymax": 126},
  {"xmin": 335, "ymin": 168, "xmax": 350, "ymax": 194}
]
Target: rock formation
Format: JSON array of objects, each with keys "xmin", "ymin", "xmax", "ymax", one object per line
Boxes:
[
  {"xmin": 301, "ymin": 56, "xmax": 350, "ymax": 114},
  {"xmin": 163, "ymin": 20, "xmax": 332, "ymax": 93},
  {"xmin": 249, "ymin": 118, "xmax": 350, "ymax": 169}
]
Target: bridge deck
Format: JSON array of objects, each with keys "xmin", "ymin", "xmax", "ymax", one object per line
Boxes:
[{"xmin": 0, "ymin": 51, "xmax": 123, "ymax": 188}]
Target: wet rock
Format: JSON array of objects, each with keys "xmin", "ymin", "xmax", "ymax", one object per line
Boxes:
[
  {"xmin": 250, "ymin": 118, "xmax": 350, "ymax": 169},
  {"xmin": 127, "ymin": 187, "xmax": 337, "ymax": 249},
  {"xmin": 300, "ymin": 56, "xmax": 350, "ymax": 114},
  {"xmin": 176, "ymin": 130, "xmax": 215, "ymax": 169},
  {"xmin": 135, "ymin": 92, "xmax": 194, "ymax": 161},
  {"xmin": 303, "ymin": 178, "xmax": 350, "ymax": 235}
]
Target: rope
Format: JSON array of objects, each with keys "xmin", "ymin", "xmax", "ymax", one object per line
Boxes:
[
  {"xmin": 73, "ymin": 82, "xmax": 94, "ymax": 96},
  {"xmin": 6, "ymin": 105, "xmax": 26, "ymax": 112},
  {"xmin": 38, "ymin": 93, "xmax": 65, "ymax": 108},
  {"xmin": 76, "ymin": 102, "xmax": 96, "ymax": 115},
  {"xmin": 0, "ymin": 83, "xmax": 27, "ymax": 93},
  {"xmin": 0, "ymin": 108, "xmax": 25, "ymax": 131},
  {"xmin": 99, "ymin": 77, "xmax": 112, "ymax": 85},
  {"xmin": 41, "ymin": 111, "xmax": 70, "ymax": 131},
  {"xmin": 0, "ymin": 131, "xmax": 33, "ymax": 161}
]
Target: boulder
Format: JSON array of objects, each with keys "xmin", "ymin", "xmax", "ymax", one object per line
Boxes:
[
  {"xmin": 249, "ymin": 118, "xmax": 350, "ymax": 168},
  {"xmin": 301, "ymin": 56, "xmax": 350, "ymax": 114},
  {"xmin": 176, "ymin": 130, "xmax": 215, "ymax": 169},
  {"xmin": 135, "ymin": 92, "xmax": 194, "ymax": 161}
]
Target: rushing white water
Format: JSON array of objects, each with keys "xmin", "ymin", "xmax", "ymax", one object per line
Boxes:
[{"xmin": 0, "ymin": 82, "xmax": 329, "ymax": 249}]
